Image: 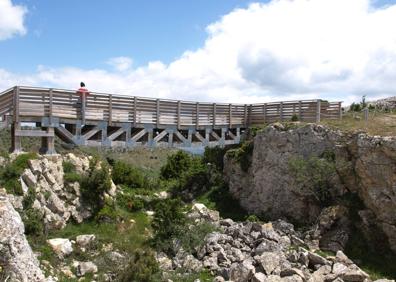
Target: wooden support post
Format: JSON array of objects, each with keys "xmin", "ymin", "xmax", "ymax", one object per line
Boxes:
[
  {"xmin": 316, "ymin": 99, "xmax": 321, "ymax": 123},
  {"xmin": 196, "ymin": 102, "xmax": 200, "ymax": 129},
  {"xmin": 213, "ymin": 103, "xmax": 217, "ymax": 127},
  {"xmin": 244, "ymin": 104, "xmax": 248, "ymax": 128},
  {"xmin": 40, "ymin": 127, "xmax": 56, "ymax": 155},
  {"xmin": 108, "ymin": 95, "xmax": 113, "ymax": 126},
  {"xmin": 81, "ymin": 93, "xmax": 86, "ymax": 125},
  {"xmin": 339, "ymin": 102, "xmax": 342, "ymax": 120},
  {"xmin": 229, "ymin": 104, "xmax": 232, "ymax": 128},
  {"xmin": 168, "ymin": 130, "xmax": 173, "ymax": 148},
  {"xmin": 177, "ymin": 101, "xmax": 181, "ymax": 129},
  {"xmin": 248, "ymin": 105, "xmax": 252, "ymax": 127},
  {"xmin": 263, "ymin": 104, "xmax": 267, "ymax": 123},
  {"xmin": 133, "ymin": 96, "xmax": 137, "ymax": 127},
  {"xmin": 49, "ymin": 88, "xmax": 53, "ymax": 124},
  {"xmin": 280, "ymin": 102, "xmax": 283, "ymax": 121},
  {"xmin": 11, "ymin": 86, "xmax": 21, "ymax": 153},
  {"xmin": 298, "ymin": 101, "xmax": 302, "ymax": 121},
  {"xmin": 148, "ymin": 128, "xmax": 153, "ymax": 147},
  {"xmin": 156, "ymin": 99, "xmax": 160, "ymax": 128}
]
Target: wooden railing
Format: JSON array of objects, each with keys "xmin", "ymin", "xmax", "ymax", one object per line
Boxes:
[{"xmin": 0, "ymin": 86, "xmax": 342, "ymax": 128}]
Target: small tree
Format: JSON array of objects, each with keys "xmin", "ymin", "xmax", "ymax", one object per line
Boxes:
[{"xmin": 160, "ymin": 150, "xmax": 192, "ymax": 180}]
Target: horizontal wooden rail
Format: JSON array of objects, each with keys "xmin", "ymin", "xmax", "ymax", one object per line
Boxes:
[{"xmin": 0, "ymin": 86, "xmax": 342, "ymax": 128}]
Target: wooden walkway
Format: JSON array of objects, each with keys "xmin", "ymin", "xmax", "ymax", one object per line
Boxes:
[{"xmin": 0, "ymin": 86, "xmax": 342, "ymax": 153}]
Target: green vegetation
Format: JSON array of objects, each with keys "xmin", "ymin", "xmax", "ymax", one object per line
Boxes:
[
  {"xmin": 0, "ymin": 152, "xmax": 37, "ymax": 195},
  {"xmin": 289, "ymin": 151, "xmax": 337, "ymax": 206},
  {"xmin": 118, "ymin": 249, "xmax": 160, "ymax": 282},
  {"xmin": 112, "ymin": 160, "xmax": 146, "ymax": 188},
  {"xmin": 160, "ymin": 150, "xmax": 194, "ymax": 180},
  {"xmin": 63, "ymin": 160, "xmax": 82, "ymax": 183},
  {"xmin": 226, "ymin": 141, "xmax": 254, "ymax": 172}
]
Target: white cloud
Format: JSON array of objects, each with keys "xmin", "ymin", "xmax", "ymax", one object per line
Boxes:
[
  {"xmin": 0, "ymin": 0, "xmax": 27, "ymax": 40},
  {"xmin": 107, "ymin": 56, "xmax": 133, "ymax": 72},
  {"xmin": 1, "ymin": 0, "xmax": 396, "ymax": 105}
]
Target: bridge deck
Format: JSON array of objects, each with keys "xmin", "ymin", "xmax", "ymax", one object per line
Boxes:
[{"xmin": 0, "ymin": 86, "xmax": 342, "ymax": 153}]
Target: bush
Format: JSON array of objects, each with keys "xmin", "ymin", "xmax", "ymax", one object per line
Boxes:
[
  {"xmin": 22, "ymin": 208, "xmax": 44, "ymax": 236},
  {"xmin": 80, "ymin": 162, "xmax": 112, "ymax": 215},
  {"xmin": 0, "ymin": 152, "xmax": 37, "ymax": 195},
  {"xmin": 117, "ymin": 192, "xmax": 146, "ymax": 212},
  {"xmin": 291, "ymin": 114, "xmax": 299, "ymax": 122},
  {"xmin": 151, "ymin": 198, "xmax": 187, "ymax": 254},
  {"xmin": 180, "ymin": 222, "xmax": 217, "ymax": 254},
  {"xmin": 96, "ymin": 199, "xmax": 118, "ymax": 222},
  {"xmin": 118, "ymin": 249, "xmax": 160, "ymax": 282},
  {"xmin": 202, "ymin": 146, "xmax": 227, "ymax": 171},
  {"xmin": 226, "ymin": 141, "xmax": 254, "ymax": 172},
  {"xmin": 160, "ymin": 151, "xmax": 192, "ymax": 180},
  {"xmin": 63, "ymin": 160, "xmax": 82, "ymax": 183},
  {"xmin": 112, "ymin": 161, "xmax": 145, "ymax": 188},
  {"xmin": 289, "ymin": 153, "xmax": 337, "ymax": 206}
]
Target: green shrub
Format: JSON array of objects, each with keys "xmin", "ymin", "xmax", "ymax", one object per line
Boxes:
[
  {"xmin": 112, "ymin": 161, "xmax": 145, "ymax": 188},
  {"xmin": 180, "ymin": 222, "xmax": 217, "ymax": 254},
  {"xmin": 160, "ymin": 151, "xmax": 192, "ymax": 180},
  {"xmin": 118, "ymin": 249, "xmax": 160, "ymax": 282},
  {"xmin": 151, "ymin": 198, "xmax": 187, "ymax": 254},
  {"xmin": 22, "ymin": 208, "xmax": 44, "ymax": 236},
  {"xmin": 291, "ymin": 114, "xmax": 299, "ymax": 122},
  {"xmin": 23, "ymin": 187, "xmax": 36, "ymax": 210},
  {"xmin": 80, "ymin": 162, "xmax": 112, "ymax": 215},
  {"xmin": 0, "ymin": 152, "xmax": 37, "ymax": 195},
  {"xmin": 246, "ymin": 214, "xmax": 260, "ymax": 222},
  {"xmin": 226, "ymin": 141, "xmax": 253, "ymax": 172},
  {"xmin": 117, "ymin": 192, "xmax": 146, "ymax": 212},
  {"xmin": 289, "ymin": 154, "xmax": 337, "ymax": 206},
  {"xmin": 62, "ymin": 161, "xmax": 76, "ymax": 174},
  {"xmin": 203, "ymin": 146, "xmax": 227, "ymax": 171},
  {"xmin": 64, "ymin": 172, "xmax": 81, "ymax": 183},
  {"xmin": 96, "ymin": 199, "xmax": 118, "ymax": 222}
]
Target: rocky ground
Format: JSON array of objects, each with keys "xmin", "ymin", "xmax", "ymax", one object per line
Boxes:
[{"xmin": 158, "ymin": 203, "xmax": 393, "ymax": 282}]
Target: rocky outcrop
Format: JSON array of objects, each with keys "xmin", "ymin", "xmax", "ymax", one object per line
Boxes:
[
  {"xmin": 164, "ymin": 205, "xmax": 385, "ymax": 282},
  {"xmin": 0, "ymin": 195, "xmax": 46, "ymax": 282},
  {"xmin": 224, "ymin": 124, "xmax": 396, "ymax": 253}
]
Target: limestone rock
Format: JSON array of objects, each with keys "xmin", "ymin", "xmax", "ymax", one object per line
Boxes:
[
  {"xmin": 47, "ymin": 238, "xmax": 73, "ymax": 257},
  {"xmin": 0, "ymin": 196, "xmax": 46, "ymax": 281},
  {"xmin": 76, "ymin": 234, "xmax": 96, "ymax": 248},
  {"xmin": 75, "ymin": 261, "xmax": 98, "ymax": 277}
]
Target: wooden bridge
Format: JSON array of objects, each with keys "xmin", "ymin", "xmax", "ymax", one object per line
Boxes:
[{"xmin": 0, "ymin": 86, "xmax": 342, "ymax": 154}]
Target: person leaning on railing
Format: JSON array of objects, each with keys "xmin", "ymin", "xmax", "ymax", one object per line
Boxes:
[{"xmin": 76, "ymin": 82, "xmax": 90, "ymax": 124}]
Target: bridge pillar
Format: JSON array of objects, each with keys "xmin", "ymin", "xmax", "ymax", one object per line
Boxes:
[{"xmin": 40, "ymin": 127, "xmax": 56, "ymax": 155}]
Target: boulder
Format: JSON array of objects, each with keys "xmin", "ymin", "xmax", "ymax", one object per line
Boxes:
[
  {"xmin": 76, "ymin": 234, "xmax": 96, "ymax": 248},
  {"xmin": 256, "ymin": 252, "xmax": 281, "ymax": 275},
  {"xmin": 75, "ymin": 261, "xmax": 98, "ymax": 277},
  {"xmin": 47, "ymin": 238, "xmax": 73, "ymax": 257},
  {"xmin": 229, "ymin": 260, "xmax": 255, "ymax": 282},
  {"xmin": 22, "ymin": 168, "xmax": 37, "ymax": 188}
]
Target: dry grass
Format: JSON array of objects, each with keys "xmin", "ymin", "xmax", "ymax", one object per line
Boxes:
[{"xmin": 321, "ymin": 111, "xmax": 396, "ymax": 136}]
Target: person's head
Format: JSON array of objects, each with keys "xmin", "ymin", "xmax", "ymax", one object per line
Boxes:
[{"xmin": 80, "ymin": 82, "xmax": 85, "ymax": 87}]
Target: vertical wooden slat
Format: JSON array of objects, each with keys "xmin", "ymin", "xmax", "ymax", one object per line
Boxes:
[
  {"xmin": 133, "ymin": 96, "xmax": 137, "ymax": 127},
  {"xmin": 156, "ymin": 99, "xmax": 160, "ymax": 127},
  {"xmin": 229, "ymin": 104, "xmax": 232, "ymax": 128},
  {"xmin": 299, "ymin": 101, "xmax": 302, "ymax": 120},
  {"xmin": 49, "ymin": 88, "xmax": 53, "ymax": 120},
  {"xmin": 196, "ymin": 102, "xmax": 200, "ymax": 128},
  {"xmin": 280, "ymin": 102, "xmax": 283, "ymax": 121},
  {"xmin": 339, "ymin": 102, "xmax": 343, "ymax": 120},
  {"xmin": 316, "ymin": 99, "xmax": 321, "ymax": 123},
  {"xmin": 244, "ymin": 104, "xmax": 248, "ymax": 127},
  {"xmin": 108, "ymin": 94, "xmax": 113, "ymax": 125},
  {"xmin": 263, "ymin": 103, "xmax": 267, "ymax": 123},
  {"xmin": 248, "ymin": 104, "xmax": 252, "ymax": 126},
  {"xmin": 213, "ymin": 103, "xmax": 217, "ymax": 127},
  {"xmin": 14, "ymin": 86, "xmax": 20, "ymax": 123},
  {"xmin": 177, "ymin": 101, "xmax": 181, "ymax": 129}
]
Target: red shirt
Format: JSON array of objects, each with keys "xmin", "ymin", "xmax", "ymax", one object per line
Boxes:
[{"xmin": 77, "ymin": 87, "xmax": 90, "ymax": 96}]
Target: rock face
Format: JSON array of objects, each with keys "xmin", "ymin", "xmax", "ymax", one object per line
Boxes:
[
  {"xmin": 16, "ymin": 153, "xmax": 93, "ymax": 230},
  {"xmin": 224, "ymin": 124, "xmax": 396, "ymax": 253},
  {"xmin": 0, "ymin": 195, "xmax": 46, "ymax": 282}
]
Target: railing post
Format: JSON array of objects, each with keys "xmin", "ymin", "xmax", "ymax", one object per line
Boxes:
[
  {"xmin": 316, "ymin": 99, "xmax": 321, "ymax": 123},
  {"xmin": 213, "ymin": 103, "xmax": 217, "ymax": 127},
  {"xmin": 133, "ymin": 96, "xmax": 137, "ymax": 127},
  {"xmin": 81, "ymin": 93, "xmax": 86, "ymax": 125},
  {"xmin": 280, "ymin": 102, "xmax": 283, "ymax": 121},
  {"xmin": 339, "ymin": 102, "xmax": 342, "ymax": 120},
  {"xmin": 248, "ymin": 104, "xmax": 252, "ymax": 127},
  {"xmin": 263, "ymin": 103, "xmax": 267, "ymax": 123},
  {"xmin": 11, "ymin": 86, "xmax": 21, "ymax": 153},
  {"xmin": 177, "ymin": 101, "xmax": 181, "ymax": 129},
  {"xmin": 244, "ymin": 104, "xmax": 248, "ymax": 127},
  {"xmin": 108, "ymin": 94, "xmax": 113, "ymax": 125},
  {"xmin": 229, "ymin": 104, "xmax": 232, "ymax": 128},
  {"xmin": 49, "ymin": 88, "xmax": 53, "ymax": 124},
  {"xmin": 298, "ymin": 101, "xmax": 302, "ymax": 120},
  {"xmin": 156, "ymin": 99, "xmax": 160, "ymax": 128},
  {"xmin": 196, "ymin": 102, "xmax": 200, "ymax": 129}
]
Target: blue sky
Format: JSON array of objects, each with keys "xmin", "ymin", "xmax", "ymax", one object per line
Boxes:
[
  {"xmin": 1, "ymin": 0, "xmax": 259, "ymax": 73},
  {"xmin": 1, "ymin": 0, "xmax": 396, "ymax": 104}
]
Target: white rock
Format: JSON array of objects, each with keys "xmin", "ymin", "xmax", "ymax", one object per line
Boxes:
[
  {"xmin": 76, "ymin": 234, "xmax": 96, "ymax": 247},
  {"xmin": 47, "ymin": 238, "xmax": 73, "ymax": 257},
  {"xmin": 76, "ymin": 261, "xmax": 98, "ymax": 277},
  {"xmin": 22, "ymin": 168, "xmax": 37, "ymax": 187}
]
